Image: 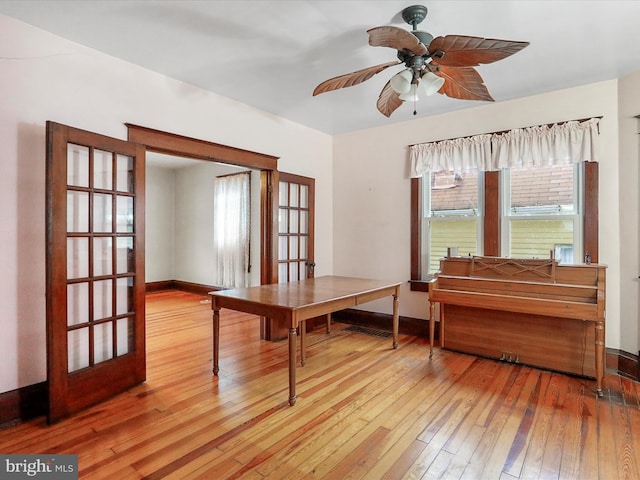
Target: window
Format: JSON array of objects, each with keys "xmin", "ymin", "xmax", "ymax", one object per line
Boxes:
[
  {"xmin": 502, "ymin": 163, "xmax": 583, "ymax": 263},
  {"xmin": 409, "ymin": 119, "xmax": 600, "ymax": 289},
  {"xmin": 421, "ymin": 169, "xmax": 482, "ymax": 274},
  {"xmin": 213, "ymin": 172, "xmax": 251, "ymax": 288},
  {"xmin": 410, "ymin": 162, "xmax": 598, "ymax": 288}
]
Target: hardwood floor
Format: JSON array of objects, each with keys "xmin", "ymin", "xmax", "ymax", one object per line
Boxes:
[{"xmin": 2, "ymin": 290, "xmax": 640, "ymax": 479}]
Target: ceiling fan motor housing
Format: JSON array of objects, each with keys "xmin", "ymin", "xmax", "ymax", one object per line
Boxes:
[{"xmin": 401, "ymin": 5, "xmax": 429, "ymax": 29}]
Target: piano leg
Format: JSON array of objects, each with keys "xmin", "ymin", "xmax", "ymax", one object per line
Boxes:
[
  {"xmin": 428, "ymin": 300, "xmax": 435, "ymax": 359},
  {"xmin": 595, "ymin": 320, "xmax": 605, "ymax": 397}
]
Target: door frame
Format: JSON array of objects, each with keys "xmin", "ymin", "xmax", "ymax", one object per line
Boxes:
[{"xmin": 125, "ymin": 124, "xmax": 280, "ymax": 286}]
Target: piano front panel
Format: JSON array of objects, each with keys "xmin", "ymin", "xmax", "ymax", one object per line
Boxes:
[{"xmin": 441, "ymin": 304, "xmax": 596, "ymax": 378}]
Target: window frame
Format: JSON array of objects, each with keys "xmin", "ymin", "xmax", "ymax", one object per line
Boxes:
[
  {"xmin": 421, "ymin": 169, "xmax": 484, "ymax": 276},
  {"xmin": 500, "ymin": 162, "xmax": 584, "ymax": 262},
  {"xmin": 410, "ymin": 162, "xmax": 599, "ymax": 291}
]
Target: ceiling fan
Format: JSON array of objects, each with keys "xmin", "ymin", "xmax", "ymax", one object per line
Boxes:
[{"xmin": 313, "ymin": 4, "xmax": 529, "ymax": 117}]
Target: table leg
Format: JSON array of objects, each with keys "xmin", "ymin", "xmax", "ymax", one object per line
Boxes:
[
  {"xmin": 300, "ymin": 320, "xmax": 307, "ymax": 366},
  {"xmin": 212, "ymin": 308, "xmax": 220, "ymax": 376},
  {"xmin": 595, "ymin": 320, "xmax": 605, "ymax": 397},
  {"xmin": 392, "ymin": 292, "xmax": 399, "ymax": 349},
  {"xmin": 288, "ymin": 327, "xmax": 297, "ymax": 406},
  {"xmin": 428, "ymin": 301, "xmax": 435, "ymax": 359},
  {"xmin": 326, "ymin": 313, "xmax": 332, "ymax": 334}
]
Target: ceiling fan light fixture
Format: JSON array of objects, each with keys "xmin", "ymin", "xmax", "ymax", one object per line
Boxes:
[
  {"xmin": 418, "ymin": 72, "xmax": 445, "ymax": 96},
  {"xmin": 390, "ymin": 69, "xmax": 413, "ymax": 94},
  {"xmin": 399, "ymin": 84, "xmax": 420, "ymax": 102}
]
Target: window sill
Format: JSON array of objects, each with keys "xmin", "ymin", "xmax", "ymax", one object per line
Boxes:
[{"xmin": 409, "ymin": 277, "xmax": 434, "ymax": 292}]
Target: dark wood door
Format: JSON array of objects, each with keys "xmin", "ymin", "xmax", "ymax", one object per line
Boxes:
[
  {"xmin": 264, "ymin": 172, "xmax": 317, "ymax": 339},
  {"xmin": 277, "ymin": 172, "xmax": 315, "ymax": 282},
  {"xmin": 46, "ymin": 122, "xmax": 146, "ymax": 422}
]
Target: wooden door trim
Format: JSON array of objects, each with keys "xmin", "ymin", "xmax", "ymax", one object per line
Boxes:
[
  {"xmin": 125, "ymin": 124, "xmax": 278, "ymax": 170},
  {"xmin": 125, "ymin": 124, "xmax": 280, "ymax": 286}
]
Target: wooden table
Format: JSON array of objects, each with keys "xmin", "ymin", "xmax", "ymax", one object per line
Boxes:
[{"xmin": 209, "ymin": 276, "xmax": 401, "ymax": 406}]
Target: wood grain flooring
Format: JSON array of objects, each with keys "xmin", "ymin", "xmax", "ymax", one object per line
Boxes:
[{"xmin": 1, "ymin": 290, "xmax": 639, "ymax": 480}]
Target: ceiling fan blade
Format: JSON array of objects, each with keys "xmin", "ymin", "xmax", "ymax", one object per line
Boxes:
[
  {"xmin": 376, "ymin": 81, "xmax": 404, "ymax": 117},
  {"xmin": 313, "ymin": 61, "xmax": 400, "ymax": 96},
  {"xmin": 367, "ymin": 26, "xmax": 428, "ymax": 56},
  {"xmin": 436, "ymin": 65, "xmax": 494, "ymax": 102},
  {"xmin": 429, "ymin": 35, "xmax": 529, "ymax": 67}
]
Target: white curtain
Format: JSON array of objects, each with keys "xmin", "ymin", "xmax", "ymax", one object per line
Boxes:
[
  {"xmin": 410, "ymin": 118, "xmax": 600, "ymax": 177},
  {"xmin": 410, "ymin": 134, "xmax": 492, "ymax": 177},
  {"xmin": 491, "ymin": 118, "xmax": 600, "ymax": 169},
  {"xmin": 213, "ymin": 172, "xmax": 250, "ymax": 288}
]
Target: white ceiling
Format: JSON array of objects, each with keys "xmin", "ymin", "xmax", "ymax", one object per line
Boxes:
[{"xmin": 2, "ymin": 0, "xmax": 640, "ymax": 135}]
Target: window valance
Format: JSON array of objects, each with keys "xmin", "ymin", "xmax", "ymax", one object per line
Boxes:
[{"xmin": 410, "ymin": 117, "xmax": 600, "ymax": 178}]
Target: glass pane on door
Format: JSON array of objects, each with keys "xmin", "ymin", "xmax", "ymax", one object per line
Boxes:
[
  {"xmin": 67, "ymin": 144, "xmax": 89, "ymax": 187},
  {"xmin": 94, "ymin": 149, "xmax": 113, "ymax": 190},
  {"xmin": 277, "ymin": 173, "xmax": 314, "ymax": 283},
  {"xmin": 64, "ymin": 140, "xmax": 138, "ymax": 374}
]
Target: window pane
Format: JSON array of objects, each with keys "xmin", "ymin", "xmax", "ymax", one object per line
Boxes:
[
  {"xmin": 289, "ymin": 262, "xmax": 299, "ymax": 281},
  {"xmin": 509, "ymin": 164, "xmax": 575, "ymax": 214},
  {"xmin": 67, "ymin": 144, "xmax": 89, "ymax": 187},
  {"xmin": 510, "ymin": 219, "xmax": 574, "ymax": 261},
  {"xmin": 94, "ymin": 149, "xmax": 113, "ymax": 190},
  {"xmin": 93, "ymin": 279, "xmax": 113, "ymax": 320},
  {"xmin": 116, "ymin": 277, "xmax": 134, "ymax": 315},
  {"xmin": 289, "ymin": 210, "xmax": 298, "ymax": 234},
  {"xmin": 289, "ymin": 183, "xmax": 299, "ymax": 207},
  {"xmin": 116, "ymin": 154, "xmax": 134, "ymax": 193},
  {"xmin": 67, "ymin": 191, "xmax": 89, "ymax": 233},
  {"xmin": 279, "ymin": 182, "xmax": 288, "ymax": 206},
  {"xmin": 116, "ymin": 236, "xmax": 134, "ymax": 273},
  {"xmin": 431, "ymin": 170, "xmax": 479, "ymax": 215},
  {"xmin": 93, "ymin": 193, "xmax": 113, "ymax": 233},
  {"xmin": 93, "ymin": 237, "xmax": 113, "ymax": 276},
  {"xmin": 289, "ymin": 236, "xmax": 299, "ymax": 260},
  {"xmin": 423, "ymin": 169, "xmax": 481, "ymax": 277},
  {"xmin": 116, "ymin": 317, "xmax": 133, "ymax": 356},
  {"xmin": 278, "ymin": 236, "xmax": 288, "ymax": 261},
  {"xmin": 116, "ymin": 195, "xmax": 134, "ymax": 232},
  {"xmin": 94, "ymin": 321, "xmax": 113, "ymax": 364},
  {"xmin": 300, "ymin": 185, "xmax": 309, "ymax": 208},
  {"xmin": 428, "ymin": 220, "xmax": 478, "ymax": 273},
  {"xmin": 278, "ymin": 208, "xmax": 288, "ymax": 233},
  {"xmin": 68, "ymin": 327, "xmax": 89, "ymax": 372},
  {"xmin": 300, "ymin": 211, "xmax": 309, "ymax": 234},
  {"xmin": 67, "ymin": 282, "xmax": 89, "ymax": 327},
  {"xmin": 278, "ymin": 263, "xmax": 288, "ymax": 283},
  {"xmin": 67, "ymin": 237, "xmax": 89, "ymax": 279}
]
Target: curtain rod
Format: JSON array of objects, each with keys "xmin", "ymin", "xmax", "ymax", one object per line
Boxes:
[
  {"xmin": 216, "ymin": 171, "xmax": 251, "ymax": 179},
  {"xmin": 408, "ymin": 116, "xmax": 603, "ymax": 148}
]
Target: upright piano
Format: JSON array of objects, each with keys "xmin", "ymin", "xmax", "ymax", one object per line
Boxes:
[{"xmin": 428, "ymin": 256, "xmax": 606, "ymax": 395}]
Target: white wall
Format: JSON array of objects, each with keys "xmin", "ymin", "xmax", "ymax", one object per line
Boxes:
[
  {"xmin": 173, "ymin": 163, "xmax": 261, "ymax": 287},
  {"xmin": 617, "ymin": 69, "xmax": 640, "ymax": 354},
  {"xmin": 333, "ymin": 80, "xmax": 625, "ymax": 351},
  {"xmin": 0, "ymin": 14, "xmax": 332, "ymax": 394},
  {"xmin": 146, "ymin": 166, "xmax": 175, "ymax": 282}
]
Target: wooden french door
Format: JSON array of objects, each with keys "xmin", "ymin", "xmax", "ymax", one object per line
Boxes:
[
  {"xmin": 261, "ymin": 172, "xmax": 316, "ymax": 340},
  {"xmin": 46, "ymin": 122, "xmax": 146, "ymax": 423},
  {"xmin": 277, "ymin": 172, "xmax": 315, "ymax": 282}
]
